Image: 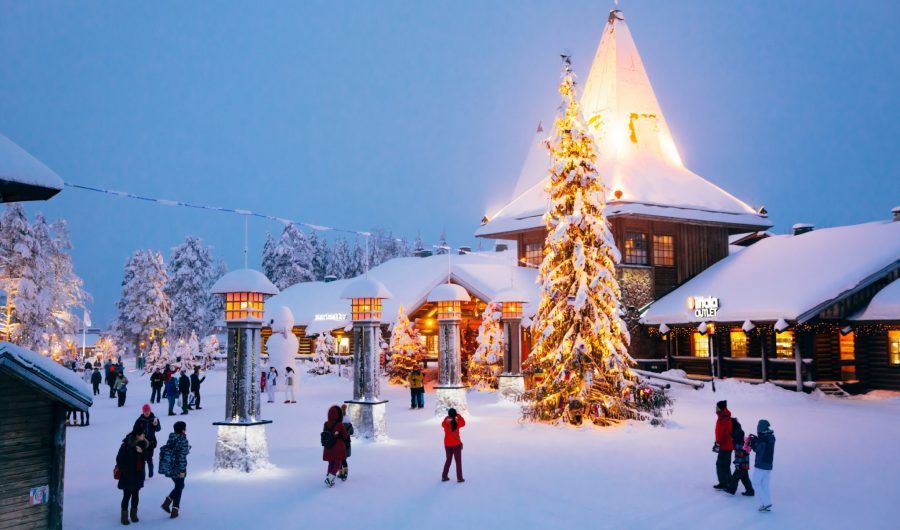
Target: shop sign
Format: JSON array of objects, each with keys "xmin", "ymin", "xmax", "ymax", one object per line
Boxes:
[
  {"xmin": 29, "ymin": 485, "xmax": 49, "ymax": 506},
  {"xmin": 686, "ymin": 296, "xmax": 719, "ymax": 319},
  {"xmin": 314, "ymin": 313, "xmax": 347, "ymax": 322}
]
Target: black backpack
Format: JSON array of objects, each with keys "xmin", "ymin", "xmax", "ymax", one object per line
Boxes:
[
  {"xmin": 731, "ymin": 417, "xmax": 744, "ymax": 444},
  {"xmin": 320, "ymin": 429, "xmax": 336, "ymax": 448}
]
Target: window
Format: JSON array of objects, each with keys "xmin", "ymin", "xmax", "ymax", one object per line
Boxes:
[
  {"xmin": 225, "ymin": 292, "xmax": 264, "ymax": 321},
  {"xmin": 839, "ymin": 331, "xmax": 855, "ymax": 361},
  {"xmin": 889, "ymin": 330, "xmax": 900, "ymax": 365},
  {"xmin": 524, "ymin": 242, "xmax": 543, "ymax": 267},
  {"xmin": 424, "ymin": 335, "xmax": 438, "ymax": 356},
  {"xmin": 652, "ymin": 235, "xmax": 675, "ymax": 266},
  {"xmin": 437, "ymin": 301, "xmax": 461, "ymax": 320},
  {"xmin": 624, "ymin": 232, "xmax": 648, "ymax": 265},
  {"xmin": 350, "ymin": 298, "xmax": 382, "ymax": 321},
  {"xmin": 691, "ymin": 332, "xmax": 710, "ymax": 358},
  {"xmin": 775, "ymin": 330, "xmax": 794, "ymax": 358},
  {"xmin": 337, "ymin": 336, "xmax": 350, "ymax": 355},
  {"xmin": 729, "ymin": 329, "xmax": 748, "ymax": 358},
  {"xmin": 501, "ymin": 302, "xmax": 522, "ymax": 319}
]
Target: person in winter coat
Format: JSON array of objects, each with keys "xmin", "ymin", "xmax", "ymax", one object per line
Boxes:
[
  {"xmin": 260, "ymin": 371, "xmax": 267, "ymax": 394},
  {"xmin": 150, "ymin": 370, "xmax": 163, "ymax": 404},
  {"xmin": 266, "ymin": 367, "xmax": 278, "ymax": 403},
  {"xmin": 283, "ymin": 366, "xmax": 297, "ymax": 404},
  {"xmin": 338, "ymin": 404, "xmax": 354, "ymax": 481},
  {"xmin": 134, "ymin": 404, "xmax": 162, "ymax": 477},
  {"xmin": 115, "ymin": 372, "xmax": 130, "ymax": 407},
  {"xmin": 116, "ymin": 424, "xmax": 148, "ymax": 525},
  {"xmin": 441, "ymin": 408, "xmax": 466, "ymax": 482},
  {"xmin": 108, "ymin": 361, "xmax": 118, "ymax": 398},
  {"xmin": 725, "ymin": 417, "xmax": 754, "ymax": 496},
  {"xmin": 178, "ymin": 369, "xmax": 191, "ymax": 414},
  {"xmin": 162, "ymin": 364, "xmax": 174, "ymax": 399},
  {"xmin": 713, "ymin": 400, "xmax": 733, "ymax": 490},
  {"xmin": 190, "ymin": 368, "xmax": 205, "ymax": 409},
  {"xmin": 91, "ymin": 367, "xmax": 102, "ymax": 396},
  {"xmin": 322, "ymin": 405, "xmax": 348, "ymax": 487},
  {"xmin": 748, "ymin": 419, "xmax": 776, "ymax": 512},
  {"xmin": 165, "ymin": 375, "xmax": 179, "ymax": 416},
  {"xmin": 80, "ymin": 369, "xmax": 92, "ymax": 425},
  {"xmin": 160, "ymin": 421, "xmax": 190, "ymax": 519},
  {"xmin": 409, "ymin": 368, "xmax": 425, "ymax": 409}
]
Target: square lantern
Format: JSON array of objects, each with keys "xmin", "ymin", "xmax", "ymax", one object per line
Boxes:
[
  {"xmin": 225, "ymin": 292, "xmax": 265, "ymax": 321},
  {"xmin": 437, "ymin": 300, "xmax": 462, "ymax": 320},
  {"xmin": 211, "ymin": 269, "xmax": 279, "ymax": 322},
  {"xmin": 351, "ymin": 297, "xmax": 383, "ymax": 321},
  {"xmin": 341, "ymin": 278, "xmax": 393, "ymax": 323},
  {"xmin": 501, "ymin": 301, "xmax": 523, "ymax": 320}
]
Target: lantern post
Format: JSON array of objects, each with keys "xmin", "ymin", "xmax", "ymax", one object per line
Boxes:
[
  {"xmin": 494, "ymin": 288, "xmax": 527, "ymax": 400},
  {"xmin": 210, "ymin": 269, "xmax": 279, "ymax": 472},
  {"xmin": 428, "ymin": 283, "xmax": 470, "ymax": 416},
  {"xmin": 340, "ymin": 278, "xmax": 392, "ymax": 440}
]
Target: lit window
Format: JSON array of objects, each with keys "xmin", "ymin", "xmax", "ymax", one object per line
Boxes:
[
  {"xmin": 225, "ymin": 292, "xmax": 264, "ymax": 321},
  {"xmin": 889, "ymin": 330, "xmax": 900, "ymax": 365},
  {"xmin": 775, "ymin": 330, "xmax": 794, "ymax": 358},
  {"xmin": 437, "ymin": 301, "xmax": 461, "ymax": 320},
  {"xmin": 692, "ymin": 332, "xmax": 709, "ymax": 358},
  {"xmin": 624, "ymin": 232, "xmax": 648, "ymax": 265},
  {"xmin": 524, "ymin": 242, "xmax": 543, "ymax": 267},
  {"xmin": 730, "ymin": 329, "xmax": 747, "ymax": 358},
  {"xmin": 351, "ymin": 298, "xmax": 382, "ymax": 321},
  {"xmin": 839, "ymin": 331, "xmax": 855, "ymax": 361},
  {"xmin": 652, "ymin": 235, "xmax": 675, "ymax": 266},
  {"xmin": 501, "ymin": 302, "xmax": 522, "ymax": 319},
  {"xmin": 425, "ymin": 335, "xmax": 438, "ymax": 356},
  {"xmin": 337, "ymin": 336, "xmax": 350, "ymax": 354}
]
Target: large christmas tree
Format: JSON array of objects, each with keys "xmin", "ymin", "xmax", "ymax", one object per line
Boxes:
[
  {"xmin": 387, "ymin": 305, "xmax": 422, "ymax": 385},
  {"xmin": 467, "ymin": 302, "xmax": 504, "ymax": 390},
  {"xmin": 522, "ymin": 56, "xmax": 671, "ymax": 426}
]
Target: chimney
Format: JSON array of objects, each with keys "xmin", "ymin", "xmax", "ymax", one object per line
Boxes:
[
  {"xmin": 495, "ymin": 243, "xmax": 509, "ymax": 253},
  {"xmin": 791, "ymin": 223, "xmax": 814, "ymax": 236},
  {"xmin": 457, "ymin": 246, "xmax": 471, "ymax": 255},
  {"xmin": 892, "ymin": 206, "xmax": 900, "ymax": 222},
  {"xmin": 413, "ymin": 249, "xmax": 432, "ymax": 258}
]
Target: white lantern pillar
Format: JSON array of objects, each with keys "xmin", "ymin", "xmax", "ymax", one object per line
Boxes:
[
  {"xmin": 495, "ymin": 288, "xmax": 527, "ymax": 401},
  {"xmin": 428, "ymin": 283, "xmax": 470, "ymax": 416}
]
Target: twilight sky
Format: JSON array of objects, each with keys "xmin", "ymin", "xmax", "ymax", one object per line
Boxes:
[{"xmin": 1, "ymin": 0, "xmax": 898, "ymax": 325}]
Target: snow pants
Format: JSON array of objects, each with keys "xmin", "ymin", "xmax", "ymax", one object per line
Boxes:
[
  {"xmin": 267, "ymin": 385, "xmax": 276, "ymax": 403},
  {"xmin": 108, "ymin": 382, "xmax": 116, "ymax": 398},
  {"xmin": 729, "ymin": 467, "xmax": 753, "ymax": 494},
  {"xmin": 411, "ymin": 388, "xmax": 425, "ymax": 408},
  {"xmin": 168, "ymin": 477, "xmax": 185, "ymax": 508},
  {"xmin": 442, "ymin": 444, "xmax": 463, "ymax": 481},
  {"xmin": 117, "ymin": 390, "xmax": 127, "ymax": 407},
  {"xmin": 167, "ymin": 395, "xmax": 177, "ymax": 415},
  {"xmin": 92, "ymin": 382, "xmax": 100, "ymax": 396},
  {"xmin": 715, "ymin": 450, "xmax": 732, "ymax": 486},
  {"xmin": 755, "ymin": 469, "xmax": 772, "ymax": 507},
  {"xmin": 180, "ymin": 391, "xmax": 190, "ymax": 413},
  {"xmin": 285, "ymin": 386, "xmax": 295, "ymax": 402},
  {"xmin": 193, "ymin": 389, "xmax": 201, "ymax": 409}
]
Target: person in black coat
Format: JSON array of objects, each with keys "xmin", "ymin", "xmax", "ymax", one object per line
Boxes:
[
  {"xmin": 190, "ymin": 368, "xmax": 205, "ymax": 410},
  {"xmin": 91, "ymin": 367, "xmax": 102, "ymax": 396},
  {"xmin": 116, "ymin": 425, "xmax": 148, "ymax": 525},
  {"xmin": 134, "ymin": 404, "xmax": 162, "ymax": 477},
  {"xmin": 178, "ymin": 369, "xmax": 191, "ymax": 414},
  {"xmin": 150, "ymin": 370, "xmax": 164, "ymax": 404}
]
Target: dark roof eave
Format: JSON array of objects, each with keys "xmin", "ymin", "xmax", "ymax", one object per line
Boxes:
[
  {"xmin": 0, "ymin": 179, "xmax": 63, "ymax": 203},
  {"xmin": 0, "ymin": 356, "xmax": 92, "ymax": 411}
]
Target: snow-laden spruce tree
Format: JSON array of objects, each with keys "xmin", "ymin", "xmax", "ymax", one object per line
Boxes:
[
  {"xmin": 270, "ymin": 223, "xmax": 315, "ymax": 290},
  {"xmin": 387, "ymin": 305, "xmax": 423, "ymax": 385},
  {"xmin": 348, "ymin": 238, "xmax": 366, "ymax": 277},
  {"xmin": 310, "ymin": 231, "xmax": 329, "ymax": 281},
  {"xmin": 412, "ymin": 232, "xmax": 425, "ymax": 254},
  {"xmin": 327, "ymin": 237, "xmax": 353, "ymax": 279},
  {"xmin": 143, "ymin": 342, "xmax": 163, "ymax": 374},
  {"xmin": 467, "ymin": 302, "xmax": 504, "ymax": 390},
  {"xmin": 260, "ymin": 232, "xmax": 278, "ymax": 284},
  {"xmin": 114, "ymin": 250, "xmax": 171, "ymax": 353},
  {"xmin": 199, "ymin": 334, "xmax": 219, "ymax": 369},
  {"xmin": 178, "ymin": 330, "xmax": 200, "ymax": 370},
  {"xmin": 522, "ymin": 56, "xmax": 671, "ymax": 426},
  {"xmin": 435, "ymin": 229, "xmax": 449, "ymax": 254},
  {"xmin": 166, "ymin": 236, "xmax": 219, "ymax": 340},
  {"xmin": 310, "ymin": 333, "xmax": 334, "ymax": 375}
]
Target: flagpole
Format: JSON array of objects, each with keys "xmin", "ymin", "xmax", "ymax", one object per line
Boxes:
[{"xmin": 81, "ymin": 326, "xmax": 86, "ymax": 362}]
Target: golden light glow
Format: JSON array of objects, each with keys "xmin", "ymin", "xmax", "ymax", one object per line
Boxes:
[
  {"xmin": 351, "ymin": 297, "xmax": 382, "ymax": 321},
  {"xmin": 729, "ymin": 329, "xmax": 747, "ymax": 358},
  {"xmin": 889, "ymin": 330, "xmax": 900, "ymax": 365},
  {"xmin": 501, "ymin": 301, "xmax": 523, "ymax": 320},
  {"xmin": 691, "ymin": 332, "xmax": 710, "ymax": 358},
  {"xmin": 225, "ymin": 292, "xmax": 264, "ymax": 321},
  {"xmin": 437, "ymin": 301, "xmax": 461, "ymax": 320},
  {"xmin": 775, "ymin": 330, "xmax": 794, "ymax": 359}
]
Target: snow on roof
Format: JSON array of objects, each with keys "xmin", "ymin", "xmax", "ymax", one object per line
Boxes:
[
  {"xmin": 340, "ymin": 278, "xmax": 393, "ymax": 300},
  {"xmin": 0, "ymin": 342, "xmax": 92, "ymax": 409},
  {"xmin": 851, "ymin": 279, "xmax": 900, "ymax": 321},
  {"xmin": 0, "ymin": 133, "xmax": 64, "ymax": 201},
  {"xmin": 211, "ymin": 268, "xmax": 279, "ymax": 295},
  {"xmin": 477, "ymin": 10, "xmax": 769, "ymax": 238},
  {"xmin": 642, "ymin": 220, "xmax": 900, "ymax": 325},
  {"xmin": 427, "ymin": 283, "xmax": 471, "ymax": 303},
  {"xmin": 265, "ymin": 251, "xmax": 539, "ymax": 333}
]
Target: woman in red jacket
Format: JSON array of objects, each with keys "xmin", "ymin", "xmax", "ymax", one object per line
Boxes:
[
  {"xmin": 322, "ymin": 405, "xmax": 347, "ymax": 487},
  {"xmin": 441, "ymin": 408, "xmax": 466, "ymax": 483}
]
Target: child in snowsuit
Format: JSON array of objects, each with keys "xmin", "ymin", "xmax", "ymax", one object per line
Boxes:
[
  {"xmin": 322, "ymin": 405, "xmax": 348, "ymax": 487},
  {"xmin": 748, "ymin": 419, "xmax": 776, "ymax": 512},
  {"xmin": 266, "ymin": 367, "xmax": 278, "ymax": 403},
  {"xmin": 115, "ymin": 373, "xmax": 129, "ymax": 407},
  {"xmin": 409, "ymin": 368, "xmax": 425, "ymax": 409},
  {"xmin": 91, "ymin": 367, "xmax": 102, "ymax": 395},
  {"xmin": 284, "ymin": 367, "xmax": 297, "ymax": 403},
  {"xmin": 338, "ymin": 404, "xmax": 354, "ymax": 481},
  {"xmin": 726, "ymin": 417, "xmax": 754, "ymax": 496}
]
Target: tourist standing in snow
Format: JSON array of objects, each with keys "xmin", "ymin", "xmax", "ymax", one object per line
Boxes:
[
  {"xmin": 441, "ymin": 408, "xmax": 466, "ymax": 483},
  {"xmin": 260, "ymin": 371, "xmax": 267, "ymax": 395},
  {"xmin": 115, "ymin": 372, "xmax": 129, "ymax": 407},
  {"xmin": 190, "ymin": 368, "xmax": 205, "ymax": 410},
  {"xmin": 162, "ymin": 363, "xmax": 174, "ymax": 399},
  {"xmin": 178, "ymin": 369, "xmax": 191, "ymax": 414},
  {"xmin": 283, "ymin": 366, "xmax": 297, "ymax": 403},
  {"xmin": 409, "ymin": 367, "xmax": 425, "ymax": 409},
  {"xmin": 725, "ymin": 417, "xmax": 754, "ymax": 496},
  {"xmin": 134, "ymin": 404, "xmax": 162, "ymax": 478},
  {"xmin": 150, "ymin": 369, "xmax": 163, "ymax": 404},
  {"xmin": 91, "ymin": 366, "xmax": 102, "ymax": 396},
  {"xmin": 159, "ymin": 421, "xmax": 190, "ymax": 519},
  {"xmin": 116, "ymin": 424, "xmax": 148, "ymax": 525},
  {"xmin": 266, "ymin": 366, "xmax": 278, "ymax": 403},
  {"xmin": 321, "ymin": 405, "xmax": 348, "ymax": 487},
  {"xmin": 712, "ymin": 400, "xmax": 733, "ymax": 490},
  {"xmin": 748, "ymin": 419, "xmax": 776, "ymax": 512},
  {"xmin": 107, "ymin": 360, "xmax": 118, "ymax": 398},
  {"xmin": 165, "ymin": 374, "xmax": 179, "ymax": 416},
  {"xmin": 338, "ymin": 404, "xmax": 354, "ymax": 481}
]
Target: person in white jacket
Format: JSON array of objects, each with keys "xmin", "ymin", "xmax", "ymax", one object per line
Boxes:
[
  {"xmin": 266, "ymin": 366, "xmax": 278, "ymax": 403},
  {"xmin": 283, "ymin": 366, "xmax": 297, "ymax": 403}
]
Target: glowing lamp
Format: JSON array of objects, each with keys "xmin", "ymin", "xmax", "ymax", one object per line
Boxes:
[
  {"xmin": 211, "ymin": 269, "xmax": 279, "ymax": 322},
  {"xmin": 428, "ymin": 283, "xmax": 470, "ymax": 321},
  {"xmin": 494, "ymin": 288, "xmax": 528, "ymax": 320},
  {"xmin": 340, "ymin": 278, "xmax": 393, "ymax": 322}
]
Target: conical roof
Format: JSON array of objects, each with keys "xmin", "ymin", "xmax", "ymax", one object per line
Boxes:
[{"xmin": 478, "ymin": 10, "xmax": 770, "ymax": 238}]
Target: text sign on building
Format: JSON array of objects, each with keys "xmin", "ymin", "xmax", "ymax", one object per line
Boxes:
[
  {"xmin": 29, "ymin": 485, "xmax": 49, "ymax": 506},
  {"xmin": 686, "ymin": 296, "xmax": 719, "ymax": 319},
  {"xmin": 314, "ymin": 313, "xmax": 348, "ymax": 322}
]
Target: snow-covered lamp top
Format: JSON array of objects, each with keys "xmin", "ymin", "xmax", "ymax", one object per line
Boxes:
[
  {"xmin": 210, "ymin": 268, "xmax": 279, "ymax": 322},
  {"xmin": 493, "ymin": 287, "xmax": 527, "ymax": 319},
  {"xmin": 428, "ymin": 283, "xmax": 470, "ymax": 320},
  {"xmin": 340, "ymin": 278, "xmax": 392, "ymax": 322}
]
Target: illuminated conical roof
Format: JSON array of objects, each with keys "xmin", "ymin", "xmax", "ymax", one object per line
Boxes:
[{"xmin": 478, "ymin": 10, "xmax": 770, "ymax": 238}]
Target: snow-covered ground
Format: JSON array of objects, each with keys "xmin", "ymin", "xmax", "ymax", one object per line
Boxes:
[{"xmin": 64, "ymin": 367, "xmax": 900, "ymax": 529}]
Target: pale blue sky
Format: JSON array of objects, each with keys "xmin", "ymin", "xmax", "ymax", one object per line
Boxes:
[{"xmin": 1, "ymin": 1, "xmax": 897, "ymax": 324}]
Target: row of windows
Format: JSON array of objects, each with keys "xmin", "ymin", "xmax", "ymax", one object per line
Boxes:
[
  {"xmin": 524, "ymin": 233, "xmax": 675, "ymax": 267},
  {"xmin": 691, "ymin": 329, "xmax": 795, "ymax": 359}
]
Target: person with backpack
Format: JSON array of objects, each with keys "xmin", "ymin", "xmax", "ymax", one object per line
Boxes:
[
  {"xmin": 725, "ymin": 417, "xmax": 754, "ymax": 496},
  {"xmin": 283, "ymin": 366, "xmax": 297, "ymax": 404},
  {"xmin": 178, "ymin": 369, "xmax": 191, "ymax": 414},
  {"xmin": 115, "ymin": 372, "xmax": 130, "ymax": 407},
  {"xmin": 190, "ymin": 368, "xmax": 205, "ymax": 409},
  {"xmin": 441, "ymin": 408, "xmax": 466, "ymax": 483},
  {"xmin": 338, "ymin": 404, "xmax": 354, "ymax": 481},
  {"xmin": 159, "ymin": 421, "xmax": 191, "ymax": 519},
  {"xmin": 91, "ymin": 366, "xmax": 102, "ymax": 396},
  {"xmin": 134, "ymin": 404, "xmax": 162, "ymax": 478},
  {"xmin": 165, "ymin": 374, "xmax": 179, "ymax": 416},
  {"xmin": 150, "ymin": 369, "xmax": 163, "ymax": 404},
  {"xmin": 712, "ymin": 400, "xmax": 733, "ymax": 490},
  {"xmin": 266, "ymin": 366, "xmax": 278, "ymax": 403},
  {"xmin": 116, "ymin": 424, "xmax": 148, "ymax": 525},
  {"xmin": 409, "ymin": 367, "xmax": 425, "ymax": 409},
  {"xmin": 748, "ymin": 419, "xmax": 776, "ymax": 512},
  {"xmin": 321, "ymin": 405, "xmax": 348, "ymax": 487}
]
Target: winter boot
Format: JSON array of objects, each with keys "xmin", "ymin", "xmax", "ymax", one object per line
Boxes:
[
  {"xmin": 161, "ymin": 497, "xmax": 172, "ymax": 514},
  {"xmin": 130, "ymin": 507, "xmax": 139, "ymax": 523},
  {"xmin": 170, "ymin": 507, "xmax": 179, "ymax": 519},
  {"xmin": 148, "ymin": 462, "xmax": 154, "ymax": 478},
  {"xmin": 121, "ymin": 509, "xmax": 130, "ymax": 525},
  {"xmin": 325, "ymin": 474, "xmax": 336, "ymax": 487},
  {"xmin": 743, "ymin": 490, "xmax": 755, "ymax": 497}
]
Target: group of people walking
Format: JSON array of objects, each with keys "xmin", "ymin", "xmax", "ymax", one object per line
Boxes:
[
  {"xmin": 712, "ymin": 400, "xmax": 776, "ymax": 512},
  {"xmin": 148, "ymin": 364, "xmax": 205, "ymax": 416}
]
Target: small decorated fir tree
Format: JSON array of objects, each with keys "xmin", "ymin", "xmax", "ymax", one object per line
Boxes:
[
  {"xmin": 387, "ymin": 305, "xmax": 423, "ymax": 385},
  {"xmin": 310, "ymin": 333, "xmax": 334, "ymax": 375},
  {"xmin": 143, "ymin": 342, "xmax": 162, "ymax": 374},
  {"xmin": 468, "ymin": 302, "xmax": 504, "ymax": 390},
  {"xmin": 199, "ymin": 334, "xmax": 219, "ymax": 369},
  {"xmin": 522, "ymin": 56, "xmax": 671, "ymax": 426}
]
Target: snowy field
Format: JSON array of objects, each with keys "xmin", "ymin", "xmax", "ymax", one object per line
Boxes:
[{"xmin": 64, "ymin": 367, "xmax": 900, "ymax": 529}]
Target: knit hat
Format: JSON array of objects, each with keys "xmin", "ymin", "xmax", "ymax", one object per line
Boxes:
[
  {"xmin": 757, "ymin": 419, "xmax": 771, "ymax": 432},
  {"xmin": 716, "ymin": 400, "xmax": 727, "ymax": 410},
  {"xmin": 142, "ymin": 404, "xmax": 152, "ymax": 414}
]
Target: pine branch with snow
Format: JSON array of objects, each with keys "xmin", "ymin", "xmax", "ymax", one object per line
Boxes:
[
  {"xmin": 310, "ymin": 333, "xmax": 334, "ymax": 375},
  {"xmin": 166, "ymin": 236, "xmax": 219, "ymax": 340},
  {"xmin": 387, "ymin": 305, "xmax": 423, "ymax": 385},
  {"xmin": 468, "ymin": 302, "xmax": 504, "ymax": 390}
]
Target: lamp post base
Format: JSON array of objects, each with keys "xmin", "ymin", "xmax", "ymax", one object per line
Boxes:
[
  {"xmin": 344, "ymin": 400, "xmax": 388, "ymax": 441},
  {"xmin": 498, "ymin": 374, "xmax": 525, "ymax": 402},
  {"xmin": 434, "ymin": 385, "xmax": 467, "ymax": 417},
  {"xmin": 212, "ymin": 420, "xmax": 273, "ymax": 473}
]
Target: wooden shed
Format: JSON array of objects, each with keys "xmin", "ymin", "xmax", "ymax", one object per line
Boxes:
[{"xmin": 0, "ymin": 342, "xmax": 92, "ymax": 530}]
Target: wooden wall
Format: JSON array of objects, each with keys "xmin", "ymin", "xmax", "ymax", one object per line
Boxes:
[{"xmin": 855, "ymin": 326, "xmax": 900, "ymax": 390}]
